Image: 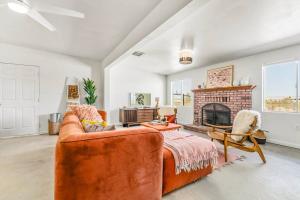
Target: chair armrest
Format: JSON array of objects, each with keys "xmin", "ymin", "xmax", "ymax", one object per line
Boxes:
[
  {"xmin": 227, "ymin": 133, "xmax": 251, "ymax": 136},
  {"xmin": 97, "ymin": 110, "xmax": 107, "ymax": 121},
  {"xmin": 55, "ymin": 128, "xmax": 163, "ymax": 200}
]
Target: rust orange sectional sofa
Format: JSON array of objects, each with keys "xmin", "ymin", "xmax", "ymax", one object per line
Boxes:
[{"xmin": 55, "ymin": 111, "xmax": 212, "ymax": 200}]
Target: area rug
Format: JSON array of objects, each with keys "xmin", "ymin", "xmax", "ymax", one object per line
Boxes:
[{"xmin": 215, "ymin": 148, "xmax": 246, "ymax": 169}]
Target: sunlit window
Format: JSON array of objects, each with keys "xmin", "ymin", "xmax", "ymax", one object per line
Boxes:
[
  {"xmin": 171, "ymin": 79, "xmax": 192, "ymax": 107},
  {"xmin": 263, "ymin": 61, "xmax": 298, "ymax": 112}
]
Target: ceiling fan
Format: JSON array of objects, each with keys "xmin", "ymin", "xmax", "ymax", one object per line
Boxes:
[{"xmin": 0, "ymin": 0, "xmax": 85, "ymax": 31}]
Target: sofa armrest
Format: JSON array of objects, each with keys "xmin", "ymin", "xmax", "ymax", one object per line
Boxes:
[
  {"xmin": 97, "ymin": 110, "xmax": 107, "ymax": 121},
  {"xmin": 55, "ymin": 128, "xmax": 163, "ymax": 200}
]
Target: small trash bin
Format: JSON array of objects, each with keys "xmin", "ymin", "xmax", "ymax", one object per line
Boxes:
[
  {"xmin": 49, "ymin": 113, "xmax": 61, "ymax": 135},
  {"xmin": 50, "ymin": 113, "xmax": 61, "ymax": 123}
]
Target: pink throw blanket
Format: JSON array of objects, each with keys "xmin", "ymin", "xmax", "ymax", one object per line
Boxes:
[{"xmin": 163, "ymin": 131, "xmax": 218, "ymax": 175}]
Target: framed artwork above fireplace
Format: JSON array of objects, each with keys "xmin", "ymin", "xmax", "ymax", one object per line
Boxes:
[{"xmin": 206, "ymin": 65, "xmax": 234, "ymax": 88}]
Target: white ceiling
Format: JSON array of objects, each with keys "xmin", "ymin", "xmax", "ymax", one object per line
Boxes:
[
  {"xmin": 119, "ymin": 0, "xmax": 300, "ymax": 75},
  {"xmin": 0, "ymin": 0, "xmax": 162, "ymax": 60}
]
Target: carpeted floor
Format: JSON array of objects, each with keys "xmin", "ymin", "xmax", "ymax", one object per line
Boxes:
[{"xmin": 1, "ymin": 130, "xmax": 300, "ymax": 200}]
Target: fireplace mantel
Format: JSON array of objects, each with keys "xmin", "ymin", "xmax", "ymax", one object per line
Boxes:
[{"xmin": 192, "ymin": 85, "xmax": 256, "ymax": 93}]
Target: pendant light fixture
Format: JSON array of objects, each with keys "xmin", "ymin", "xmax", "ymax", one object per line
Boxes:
[{"xmin": 179, "ymin": 49, "xmax": 193, "ymax": 65}]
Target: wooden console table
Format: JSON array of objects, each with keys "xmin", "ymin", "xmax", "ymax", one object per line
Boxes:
[{"xmin": 119, "ymin": 108, "xmax": 157, "ymax": 127}]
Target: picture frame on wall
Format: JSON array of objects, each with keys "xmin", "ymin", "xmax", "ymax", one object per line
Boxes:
[
  {"xmin": 68, "ymin": 85, "xmax": 79, "ymax": 100},
  {"xmin": 206, "ymin": 65, "xmax": 234, "ymax": 88}
]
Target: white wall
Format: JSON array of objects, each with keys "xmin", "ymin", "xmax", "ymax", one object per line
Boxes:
[
  {"xmin": 108, "ymin": 65, "xmax": 166, "ymax": 124},
  {"xmin": 0, "ymin": 43, "xmax": 103, "ymax": 133},
  {"xmin": 167, "ymin": 45, "xmax": 300, "ymax": 149}
]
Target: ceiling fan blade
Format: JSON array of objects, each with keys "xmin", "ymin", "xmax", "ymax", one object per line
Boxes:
[
  {"xmin": 27, "ymin": 9, "xmax": 56, "ymax": 31},
  {"xmin": 34, "ymin": 3, "xmax": 84, "ymax": 18}
]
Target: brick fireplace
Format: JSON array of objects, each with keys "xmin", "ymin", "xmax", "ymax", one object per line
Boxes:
[{"xmin": 192, "ymin": 85, "xmax": 255, "ymax": 126}]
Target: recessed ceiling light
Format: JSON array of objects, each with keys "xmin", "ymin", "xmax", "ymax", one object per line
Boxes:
[{"xmin": 8, "ymin": 0, "xmax": 30, "ymax": 14}]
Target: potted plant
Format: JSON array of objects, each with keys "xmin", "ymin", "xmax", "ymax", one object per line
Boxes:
[{"xmin": 83, "ymin": 78, "xmax": 97, "ymax": 105}]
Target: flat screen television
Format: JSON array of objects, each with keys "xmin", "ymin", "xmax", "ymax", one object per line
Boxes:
[{"xmin": 130, "ymin": 93, "xmax": 151, "ymax": 107}]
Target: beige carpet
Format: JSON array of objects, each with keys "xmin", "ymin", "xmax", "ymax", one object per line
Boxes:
[{"xmin": 0, "ymin": 131, "xmax": 300, "ymax": 200}]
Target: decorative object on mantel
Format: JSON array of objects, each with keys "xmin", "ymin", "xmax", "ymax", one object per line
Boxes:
[
  {"xmin": 240, "ymin": 77, "xmax": 250, "ymax": 86},
  {"xmin": 66, "ymin": 77, "xmax": 80, "ymax": 110},
  {"xmin": 83, "ymin": 78, "xmax": 98, "ymax": 105},
  {"xmin": 233, "ymin": 80, "xmax": 240, "ymax": 86},
  {"xmin": 206, "ymin": 65, "xmax": 234, "ymax": 88},
  {"xmin": 179, "ymin": 49, "xmax": 193, "ymax": 64}
]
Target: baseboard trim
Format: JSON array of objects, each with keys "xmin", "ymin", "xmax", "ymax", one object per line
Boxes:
[
  {"xmin": 268, "ymin": 139, "xmax": 300, "ymax": 149},
  {"xmin": 0, "ymin": 133, "xmax": 42, "ymax": 139}
]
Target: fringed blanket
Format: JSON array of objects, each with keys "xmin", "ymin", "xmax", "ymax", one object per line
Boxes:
[{"xmin": 163, "ymin": 131, "xmax": 218, "ymax": 175}]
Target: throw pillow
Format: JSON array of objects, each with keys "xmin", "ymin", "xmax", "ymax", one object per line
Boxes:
[
  {"xmin": 82, "ymin": 119, "xmax": 115, "ymax": 133},
  {"xmin": 70, "ymin": 105, "xmax": 103, "ymax": 122}
]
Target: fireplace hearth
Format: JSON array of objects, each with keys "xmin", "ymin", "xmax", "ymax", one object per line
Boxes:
[{"xmin": 202, "ymin": 103, "xmax": 231, "ymax": 126}]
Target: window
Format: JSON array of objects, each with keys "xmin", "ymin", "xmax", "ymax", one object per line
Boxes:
[
  {"xmin": 171, "ymin": 79, "xmax": 192, "ymax": 107},
  {"xmin": 263, "ymin": 61, "xmax": 299, "ymax": 112}
]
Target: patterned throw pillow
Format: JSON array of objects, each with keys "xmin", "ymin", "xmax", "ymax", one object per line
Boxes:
[
  {"xmin": 82, "ymin": 119, "xmax": 115, "ymax": 133},
  {"xmin": 70, "ymin": 105, "xmax": 103, "ymax": 122}
]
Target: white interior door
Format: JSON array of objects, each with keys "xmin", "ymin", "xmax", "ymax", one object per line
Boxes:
[{"xmin": 0, "ymin": 63, "xmax": 39, "ymax": 136}]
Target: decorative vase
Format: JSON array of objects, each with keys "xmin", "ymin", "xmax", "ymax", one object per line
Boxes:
[
  {"xmin": 233, "ymin": 80, "xmax": 240, "ymax": 86},
  {"xmin": 241, "ymin": 77, "xmax": 250, "ymax": 85}
]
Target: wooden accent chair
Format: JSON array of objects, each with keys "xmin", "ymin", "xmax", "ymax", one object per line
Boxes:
[{"xmin": 207, "ymin": 110, "xmax": 266, "ymax": 163}]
